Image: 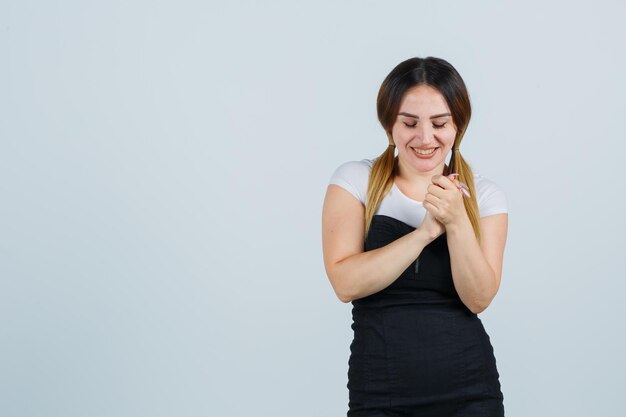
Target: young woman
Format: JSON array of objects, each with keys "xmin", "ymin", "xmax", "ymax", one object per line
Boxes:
[{"xmin": 321, "ymin": 56, "xmax": 508, "ymax": 416}]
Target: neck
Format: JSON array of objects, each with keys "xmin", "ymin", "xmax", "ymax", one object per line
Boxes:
[{"xmin": 395, "ymin": 158, "xmax": 447, "ymax": 185}]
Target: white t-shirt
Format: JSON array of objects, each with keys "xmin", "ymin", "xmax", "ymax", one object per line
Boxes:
[{"xmin": 328, "ymin": 158, "xmax": 508, "ymax": 228}]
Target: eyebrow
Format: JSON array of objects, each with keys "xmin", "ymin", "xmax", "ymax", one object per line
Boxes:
[{"xmin": 398, "ymin": 112, "xmax": 451, "ymax": 119}]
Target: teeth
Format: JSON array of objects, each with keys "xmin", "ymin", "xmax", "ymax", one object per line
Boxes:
[{"xmin": 413, "ymin": 147, "xmax": 436, "ymax": 155}]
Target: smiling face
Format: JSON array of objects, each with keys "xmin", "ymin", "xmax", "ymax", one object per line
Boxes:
[{"xmin": 391, "ymin": 84, "xmax": 457, "ymax": 178}]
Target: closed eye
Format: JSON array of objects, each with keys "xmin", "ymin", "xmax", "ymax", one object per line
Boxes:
[{"xmin": 403, "ymin": 122, "xmax": 447, "ymax": 129}]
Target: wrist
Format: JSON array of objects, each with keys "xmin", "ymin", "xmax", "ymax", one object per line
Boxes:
[
  {"xmin": 445, "ymin": 212, "xmax": 473, "ymax": 235},
  {"xmin": 411, "ymin": 226, "xmax": 437, "ymax": 246}
]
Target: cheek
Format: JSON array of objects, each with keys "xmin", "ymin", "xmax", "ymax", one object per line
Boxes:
[
  {"xmin": 392, "ymin": 127, "xmax": 409, "ymax": 142},
  {"xmin": 442, "ymin": 130, "xmax": 456, "ymax": 144}
]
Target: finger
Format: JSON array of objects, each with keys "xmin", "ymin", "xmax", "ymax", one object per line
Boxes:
[
  {"xmin": 432, "ymin": 174, "xmax": 458, "ymax": 190},
  {"xmin": 425, "ymin": 190, "xmax": 444, "ymax": 206},
  {"xmin": 422, "ymin": 199, "xmax": 437, "ymax": 213},
  {"xmin": 448, "ymin": 173, "xmax": 471, "ymax": 194},
  {"xmin": 447, "ymin": 174, "xmax": 465, "ymax": 190},
  {"xmin": 449, "ymin": 177, "xmax": 471, "ymax": 197},
  {"xmin": 427, "ymin": 183, "xmax": 447, "ymax": 199},
  {"xmin": 448, "ymin": 173, "xmax": 466, "ymax": 188},
  {"xmin": 447, "ymin": 174, "xmax": 466, "ymax": 189},
  {"xmin": 444, "ymin": 174, "xmax": 471, "ymax": 197}
]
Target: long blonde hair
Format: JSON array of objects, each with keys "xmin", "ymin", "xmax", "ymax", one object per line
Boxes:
[{"xmin": 365, "ymin": 57, "xmax": 482, "ymax": 245}]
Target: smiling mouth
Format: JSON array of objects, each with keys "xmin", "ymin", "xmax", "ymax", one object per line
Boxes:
[{"xmin": 412, "ymin": 147, "xmax": 438, "ymax": 155}]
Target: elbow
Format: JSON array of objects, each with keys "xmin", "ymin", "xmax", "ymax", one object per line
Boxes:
[
  {"xmin": 338, "ymin": 293, "xmax": 352, "ymax": 304},
  {"xmin": 470, "ymin": 293, "xmax": 496, "ymax": 314},
  {"xmin": 327, "ymin": 271, "xmax": 353, "ymax": 304},
  {"xmin": 467, "ymin": 297, "xmax": 488, "ymax": 314},
  {"xmin": 326, "ymin": 262, "xmax": 356, "ymax": 304},
  {"xmin": 335, "ymin": 285, "xmax": 354, "ymax": 303},
  {"xmin": 471, "ymin": 273, "xmax": 499, "ymax": 314},
  {"xmin": 470, "ymin": 303, "xmax": 487, "ymax": 314}
]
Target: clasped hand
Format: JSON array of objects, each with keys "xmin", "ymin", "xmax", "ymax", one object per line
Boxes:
[{"xmin": 423, "ymin": 174, "xmax": 467, "ymax": 227}]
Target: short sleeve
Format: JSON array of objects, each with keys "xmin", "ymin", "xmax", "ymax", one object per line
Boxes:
[
  {"xmin": 476, "ymin": 175, "xmax": 508, "ymax": 217},
  {"xmin": 328, "ymin": 160, "xmax": 371, "ymax": 205}
]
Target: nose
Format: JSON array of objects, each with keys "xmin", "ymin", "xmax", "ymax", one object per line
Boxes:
[{"xmin": 413, "ymin": 121, "xmax": 435, "ymax": 144}]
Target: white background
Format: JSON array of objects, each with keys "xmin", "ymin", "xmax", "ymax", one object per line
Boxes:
[{"xmin": 1, "ymin": 1, "xmax": 625, "ymax": 416}]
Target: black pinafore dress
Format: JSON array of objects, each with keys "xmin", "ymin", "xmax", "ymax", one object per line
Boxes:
[{"xmin": 347, "ymin": 214, "xmax": 505, "ymax": 417}]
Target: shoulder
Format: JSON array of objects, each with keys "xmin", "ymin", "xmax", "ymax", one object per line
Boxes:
[
  {"xmin": 331, "ymin": 158, "xmax": 373, "ymax": 174},
  {"xmin": 473, "ymin": 173, "xmax": 508, "ymax": 217},
  {"xmin": 327, "ymin": 158, "xmax": 373, "ymax": 204}
]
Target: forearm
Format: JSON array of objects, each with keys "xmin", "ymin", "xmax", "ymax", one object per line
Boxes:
[
  {"xmin": 334, "ymin": 228, "xmax": 432, "ymax": 303},
  {"xmin": 445, "ymin": 214, "xmax": 497, "ymax": 313}
]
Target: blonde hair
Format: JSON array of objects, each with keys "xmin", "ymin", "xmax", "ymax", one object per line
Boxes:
[{"xmin": 364, "ymin": 57, "xmax": 482, "ymax": 245}]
